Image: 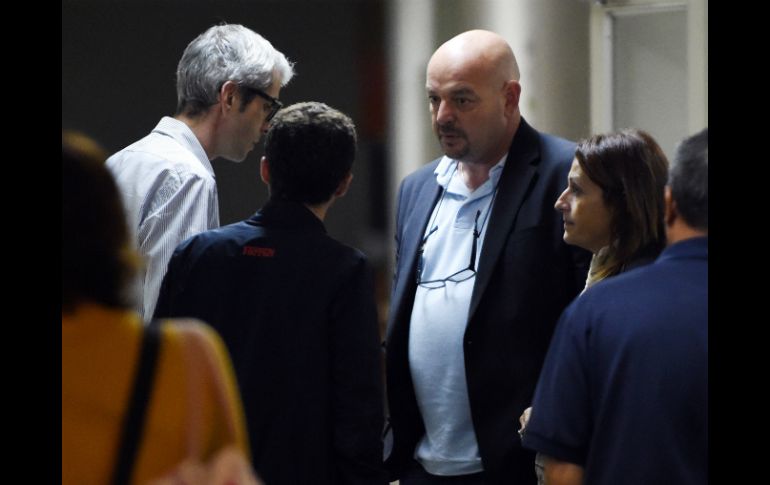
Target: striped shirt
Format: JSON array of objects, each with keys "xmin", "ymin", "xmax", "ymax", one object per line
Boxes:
[{"xmin": 107, "ymin": 117, "xmax": 219, "ymax": 322}]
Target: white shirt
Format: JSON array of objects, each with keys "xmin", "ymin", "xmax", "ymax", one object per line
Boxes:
[
  {"xmin": 106, "ymin": 117, "xmax": 219, "ymax": 322},
  {"xmin": 408, "ymin": 155, "xmax": 506, "ymax": 476}
]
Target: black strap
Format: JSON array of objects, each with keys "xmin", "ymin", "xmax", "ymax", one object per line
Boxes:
[{"xmin": 111, "ymin": 323, "xmax": 162, "ymax": 485}]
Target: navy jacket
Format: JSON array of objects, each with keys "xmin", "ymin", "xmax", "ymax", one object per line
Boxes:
[
  {"xmin": 155, "ymin": 200, "xmax": 387, "ymax": 485},
  {"xmin": 385, "ymin": 119, "xmax": 591, "ymax": 484},
  {"xmin": 523, "ymin": 237, "xmax": 708, "ymax": 484}
]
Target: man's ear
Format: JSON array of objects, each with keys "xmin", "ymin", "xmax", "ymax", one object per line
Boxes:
[
  {"xmin": 664, "ymin": 185, "xmax": 677, "ymax": 227},
  {"xmin": 260, "ymin": 156, "xmax": 270, "ymax": 185},
  {"xmin": 219, "ymin": 80, "xmax": 239, "ymax": 111},
  {"xmin": 334, "ymin": 172, "xmax": 354, "ymax": 198},
  {"xmin": 504, "ymin": 80, "xmax": 521, "ymax": 114}
]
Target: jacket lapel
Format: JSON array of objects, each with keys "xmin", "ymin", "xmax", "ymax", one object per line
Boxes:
[
  {"xmin": 402, "ymin": 183, "xmax": 443, "ymax": 278},
  {"xmin": 389, "ymin": 174, "xmax": 443, "ymax": 335},
  {"xmin": 468, "ymin": 120, "xmax": 541, "ymax": 320}
]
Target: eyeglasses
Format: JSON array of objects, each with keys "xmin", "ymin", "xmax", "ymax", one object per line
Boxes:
[
  {"xmin": 416, "ymin": 209, "xmax": 481, "ymax": 289},
  {"xmin": 243, "ymin": 86, "xmax": 284, "ymax": 122}
]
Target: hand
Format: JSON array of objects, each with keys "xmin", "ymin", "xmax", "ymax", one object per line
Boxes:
[
  {"xmin": 146, "ymin": 446, "xmax": 263, "ymax": 485},
  {"xmin": 518, "ymin": 406, "xmax": 532, "ymax": 437}
]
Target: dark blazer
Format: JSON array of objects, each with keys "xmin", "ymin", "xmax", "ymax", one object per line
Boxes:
[
  {"xmin": 154, "ymin": 200, "xmax": 388, "ymax": 485},
  {"xmin": 385, "ymin": 119, "xmax": 591, "ymax": 484}
]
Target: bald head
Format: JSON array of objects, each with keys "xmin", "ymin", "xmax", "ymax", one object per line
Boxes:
[
  {"xmin": 425, "ymin": 30, "xmax": 522, "ymax": 168},
  {"xmin": 429, "ymin": 29, "xmax": 519, "ymax": 85}
]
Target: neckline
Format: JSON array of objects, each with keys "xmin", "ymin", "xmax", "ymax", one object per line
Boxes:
[{"xmin": 426, "ymin": 161, "xmax": 501, "ymax": 238}]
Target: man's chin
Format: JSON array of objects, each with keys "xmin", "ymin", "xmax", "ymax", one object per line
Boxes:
[
  {"xmin": 441, "ymin": 143, "xmax": 468, "ymax": 160},
  {"xmin": 226, "ymin": 150, "xmax": 250, "ymax": 163}
]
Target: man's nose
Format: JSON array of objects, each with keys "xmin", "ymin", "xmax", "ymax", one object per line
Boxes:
[{"xmin": 435, "ymin": 100, "xmax": 455, "ymax": 124}]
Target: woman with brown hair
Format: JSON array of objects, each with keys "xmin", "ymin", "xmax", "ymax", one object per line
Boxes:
[
  {"xmin": 520, "ymin": 128, "xmax": 669, "ymax": 483},
  {"xmin": 62, "ymin": 131, "xmax": 256, "ymax": 484},
  {"xmin": 556, "ymin": 129, "xmax": 669, "ymax": 290}
]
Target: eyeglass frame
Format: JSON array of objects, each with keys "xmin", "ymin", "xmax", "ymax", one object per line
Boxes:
[
  {"xmin": 416, "ymin": 209, "xmax": 481, "ymax": 289},
  {"xmin": 215, "ymin": 82, "xmax": 284, "ymax": 122},
  {"xmin": 241, "ymin": 85, "xmax": 284, "ymax": 122}
]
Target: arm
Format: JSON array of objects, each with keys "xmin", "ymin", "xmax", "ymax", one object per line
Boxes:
[
  {"xmin": 153, "ymin": 243, "xmax": 191, "ymax": 320},
  {"xmin": 329, "ymin": 257, "xmax": 388, "ymax": 484},
  {"xmin": 518, "ymin": 406, "xmax": 532, "ymax": 436},
  {"xmin": 390, "ymin": 179, "xmax": 407, "ymax": 296},
  {"xmin": 153, "ymin": 263, "xmax": 176, "ymax": 320},
  {"xmin": 543, "ymin": 456, "xmax": 584, "ymax": 485},
  {"xmin": 138, "ymin": 173, "xmax": 218, "ymax": 320}
]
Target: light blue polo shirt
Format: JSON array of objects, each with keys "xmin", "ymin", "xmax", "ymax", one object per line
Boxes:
[{"xmin": 408, "ymin": 154, "xmax": 506, "ymax": 476}]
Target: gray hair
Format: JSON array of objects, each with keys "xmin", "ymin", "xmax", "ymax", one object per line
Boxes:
[
  {"xmin": 669, "ymin": 127, "xmax": 708, "ymax": 230},
  {"xmin": 176, "ymin": 24, "xmax": 295, "ymax": 116}
]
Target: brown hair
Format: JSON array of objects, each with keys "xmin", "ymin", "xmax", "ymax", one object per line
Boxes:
[
  {"xmin": 575, "ymin": 129, "xmax": 669, "ymax": 281},
  {"xmin": 62, "ymin": 131, "xmax": 140, "ymax": 311}
]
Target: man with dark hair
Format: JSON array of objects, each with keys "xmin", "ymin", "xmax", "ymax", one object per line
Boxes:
[
  {"xmin": 521, "ymin": 128, "xmax": 708, "ymax": 485},
  {"xmin": 154, "ymin": 102, "xmax": 388, "ymax": 485}
]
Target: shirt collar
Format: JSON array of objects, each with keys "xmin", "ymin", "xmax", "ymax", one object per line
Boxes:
[
  {"xmin": 152, "ymin": 116, "xmax": 215, "ymax": 177},
  {"xmin": 250, "ymin": 199, "xmax": 327, "ymax": 235},
  {"xmin": 434, "ymin": 154, "xmax": 508, "ymax": 199}
]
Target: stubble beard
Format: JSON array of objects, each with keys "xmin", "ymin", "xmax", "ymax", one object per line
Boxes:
[{"xmin": 437, "ymin": 128, "xmax": 470, "ymax": 161}]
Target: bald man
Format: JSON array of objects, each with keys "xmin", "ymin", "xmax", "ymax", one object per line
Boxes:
[{"xmin": 384, "ymin": 30, "xmax": 591, "ymax": 484}]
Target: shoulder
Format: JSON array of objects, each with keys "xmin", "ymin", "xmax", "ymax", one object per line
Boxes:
[
  {"xmin": 164, "ymin": 318, "xmax": 222, "ymax": 342},
  {"xmin": 401, "ymin": 158, "xmax": 440, "ymax": 187},
  {"xmin": 291, "ymin": 231, "xmax": 371, "ymax": 287},
  {"xmin": 586, "ymin": 261, "xmax": 661, "ymax": 296},
  {"xmin": 593, "ymin": 251, "xmax": 706, "ymax": 304},
  {"xmin": 397, "ymin": 158, "xmax": 441, "ymax": 203},
  {"xmin": 173, "ymin": 222, "xmax": 246, "ymax": 257},
  {"xmin": 569, "ymin": 262, "xmax": 670, "ymax": 331},
  {"xmin": 158, "ymin": 318, "xmax": 229, "ymax": 361},
  {"xmin": 539, "ymin": 131, "xmax": 576, "ymax": 157},
  {"xmin": 108, "ymin": 133, "xmax": 212, "ymax": 183},
  {"xmin": 513, "ymin": 121, "xmax": 575, "ymax": 186},
  {"xmin": 515, "ymin": 120, "xmax": 574, "ymax": 167},
  {"xmin": 318, "ymin": 233, "xmax": 371, "ymax": 268},
  {"xmin": 536, "ymin": 132, "xmax": 576, "ymax": 176}
]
